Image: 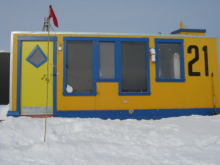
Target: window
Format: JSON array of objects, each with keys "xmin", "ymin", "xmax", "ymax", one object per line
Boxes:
[
  {"xmin": 26, "ymin": 45, "xmax": 47, "ymax": 68},
  {"xmin": 66, "ymin": 41, "xmax": 94, "ymax": 94},
  {"xmin": 63, "ymin": 37, "xmax": 150, "ymax": 96},
  {"xmin": 120, "ymin": 41, "xmax": 149, "ymax": 95},
  {"xmin": 99, "ymin": 42, "xmax": 115, "ymax": 79},
  {"xmin": 155, "ymin": 39, "xmax": 185, "ymax": 82}
]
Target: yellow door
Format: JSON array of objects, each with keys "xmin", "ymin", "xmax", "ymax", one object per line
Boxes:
[{"xmin": 21, "ymin": 41, "xmax": 53, "ymax": 115}]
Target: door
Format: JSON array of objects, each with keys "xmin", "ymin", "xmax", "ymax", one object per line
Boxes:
[{"xmin": 20, "ymin": 41, "xmax": 54, "ymax": 115}]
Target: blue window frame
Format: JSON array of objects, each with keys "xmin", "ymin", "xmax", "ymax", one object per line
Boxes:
[
  {"xmin": 155, "ymin": 39, "xmax": 185, "ymax": 82},
  {"xmin": 63, "ymin": 38, "xmax": 97, "ymax": 96},
  {"xmin": 63, "ymin": 37, "xmax": 150, "ymax": 96},
  {"xmin": 119, "ymin": 39, "xmax": 150, "ymax": 96},
  {"xmin": 97, "ymin": 41, "xmax": 117, "ymax": 82},
  {"xmin": 26, "ymin": 45, "xmax": 47, "ymax": 68}
]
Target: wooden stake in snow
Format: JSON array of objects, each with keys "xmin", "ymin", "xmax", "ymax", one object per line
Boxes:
[{"xmin": 211, "ymin": 73, "xmax": 219, "ymax": 115}]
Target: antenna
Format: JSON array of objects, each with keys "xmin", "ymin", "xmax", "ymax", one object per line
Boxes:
[
  {"xmin": 42, "ymin": 17, "xmax": 49, "ymax": 31},
  {"xmin": 42, "ymin": 17, "xmax": 55, "ymax": 32}
]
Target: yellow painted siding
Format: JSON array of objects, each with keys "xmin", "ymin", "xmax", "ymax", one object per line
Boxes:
[
  {"xmin": 178, "ymin": 32, "xmax": 206, "ymax": 35},
  {"xmin": 12, "ymin": 35, "xmax": 18, "ymax": 111},
  {"xmin": 21, "ymin": 41, "xmax": 53, "ymax": 110}
]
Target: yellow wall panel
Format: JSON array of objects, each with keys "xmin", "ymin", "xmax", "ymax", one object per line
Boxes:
[
  {"xmin": 179, "ymin": 32, "xmax": 205, "ymax": 35},
  {"xmin": 11, "ymin": 35, "xmax": 18, "ymax": 111}
]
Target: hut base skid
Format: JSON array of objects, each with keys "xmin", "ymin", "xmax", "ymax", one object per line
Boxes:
[{"xmin": 8, "ymin": 25, "xmax": 220, "ymax": 119}]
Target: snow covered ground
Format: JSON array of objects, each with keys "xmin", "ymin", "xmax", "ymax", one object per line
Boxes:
[{"xmin": 0, "ymin": 105, "xmax": 220, "ymax": 165}]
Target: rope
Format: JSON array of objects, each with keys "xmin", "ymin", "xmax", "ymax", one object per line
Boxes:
[{"xmin": 44, "ymin": 18, "xmax": 50, "ymax": 142}]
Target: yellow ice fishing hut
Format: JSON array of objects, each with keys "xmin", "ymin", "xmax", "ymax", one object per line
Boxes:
[{"xmin": 8, "ymin": 23, "xmax": 220, "ymax": 119}]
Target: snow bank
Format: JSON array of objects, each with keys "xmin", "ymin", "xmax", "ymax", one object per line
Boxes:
[
  {"xmin": 0, "ymin": 115, "xmax": 220, "ymax": 165},
  {"xmin": 0, "ymin": 104, "xmax": 9, "ymax": 120}
]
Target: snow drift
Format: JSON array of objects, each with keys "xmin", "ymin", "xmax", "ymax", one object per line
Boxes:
[{"xmin": 0, "ymin": 105, "xmax": 220, "ymax": 165}]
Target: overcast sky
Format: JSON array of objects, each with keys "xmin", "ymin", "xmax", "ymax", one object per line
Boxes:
[{"xmin": 1, "ymin": 0, "xmax": 220, "ymax": 51}]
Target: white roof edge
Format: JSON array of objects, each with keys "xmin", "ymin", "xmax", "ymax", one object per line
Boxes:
[
  {"xmin": 11, "ymin": 31, "xmax": 218, "ymax": 39},
  {"xmin": 0, "ymin": 50, "xmax": 10, "ymax": 53}
]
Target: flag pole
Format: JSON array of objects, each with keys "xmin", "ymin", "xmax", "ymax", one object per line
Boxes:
[
  {"xmin": 44, "ymin": 12, "xmax": 50, "ymax": 142},
  {"xmin": 44, "ymin": 5, "xmax": 58, "ymax": 142}
]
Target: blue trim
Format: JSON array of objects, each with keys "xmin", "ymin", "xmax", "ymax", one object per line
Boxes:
[
  {"xmin": 53, "ymin": 108, "xmax": 220, "ymax": 120},
  {"xmin": 155, "ymin": 39, "xmax": 184, "ymax": 43},
  {"xmin": 63, "ymin": 93, "xmax": 97, "ymax": 96},
  {"xmin": 115, "ymin": 41, "xmax": 121, "ymax": 82},
  {"xmin": 26, "ymin": 45, "xmax": 47, "ymax": 68},
  {"xmin": 146, "ymin": 42, "xmax": 151, "ymax": 94},
  {"xmin": 96, "ymin": 79, "xmax": 119, "ymax": 82},
  {"xmin": 63, "ymin": 39, "xmax": 67, "ymax": 97},
  {"xmin": 94, "ymin": 41, "xmax": 100, "ymax": 81},
  {"xmin": 7, "ymin": 111, "xmax": 20, "ymax": 117},
  {"xmin": 156, "ymin": 79, "xmax": 185, "ymax": 82},
  {"xmin": 117, "ymin": 41, "xmax": 122, "ymax": 94},
  {"xmin": 16, "ymin": 36, "xmax": 57, "ymax": 115},
  {"xmin": 155, "ymin": 39, "xmax": 185, "ymax": 82},
  {"xmin": 93, "ymin": 41, "xmax": 98, "ymax": 95},
  {"xmin": 63, "ymin": 37, "xmax": 148, "ymax": 42},
  {"xmin": 18, "ymin": 36, "xmax": 57, "ymax": 41},
  {"xmin": 119, "ymin": 92, "xmax": 151, "ymax": 96},
  {"xmin": 170, "ymin": 29, "xmax": 206, "ymax": 34},
  {"xmin": 96, "ymin": 41, "xmax": 118, "ymax": 82},
  {"xmin": 16, "ymin": 40, "xmax": 22, "ymax": 115}
]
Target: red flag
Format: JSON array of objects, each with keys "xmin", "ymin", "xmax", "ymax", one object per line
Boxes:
[{"xmin": 49, "ymin": 5, "xmax": 58, "ymax": 27}]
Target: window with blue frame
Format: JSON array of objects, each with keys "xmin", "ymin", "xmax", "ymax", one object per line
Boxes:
[
  {"xmin": 155, "ymin": 39, "xmax": 185, "ymax": 82},
  {"xmin": 121, "ymin": 42, "xmax": 147, "ymax": 93},
  {"xmin": 65, "ymin": 41, "xmax": 94, "ymax": 95},
  {"xmin": 26, "ymin": 45, "xmax": 47, "ymax": 68},
  {"xmin": 63, "ymin": 37, "xmax": 150, "ymax": 96},
  {"xmin": 99, "ymin": 42, "xmax": 115, "ymax": 79}
]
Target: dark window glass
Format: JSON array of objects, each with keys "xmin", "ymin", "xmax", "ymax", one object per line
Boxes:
[
  {"xmin": 121, "ymin": 42, "xmax": 147, "ymax": 92},
  {"xmin": 66, "ymin": 41, "xmax": 93, "ymax": 93},
  {"xmin": 99, "ymin": 42, "xmax": 115, "ymax": 79},
  {"xmin": 158, "ymin": 43, "xmax": 181, "ymax": 79},
  {"xmin": 29, "ymin": 49, "xmax": 46, "ymax": 66}
]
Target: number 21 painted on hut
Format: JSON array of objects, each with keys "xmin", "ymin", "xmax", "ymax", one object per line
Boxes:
[{"xmin": 188, "ymin": 45, "xmax": 209, "ymax": 76}]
